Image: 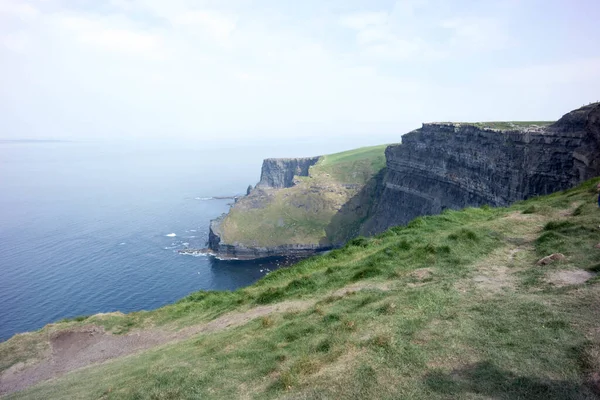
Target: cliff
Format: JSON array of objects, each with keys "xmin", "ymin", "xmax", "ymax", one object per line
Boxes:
[
  {"xmin": 208, "ymin": 146, "xmax": 387, "ymax": 259},
  {"xmin": 208, "ymin": 103, "xmax": 600, "ymax": 259},
  {"xmin": 5, "ymin": 177, "xmax": 600, "ymax": 397},
  {"xmin": 5, "ymin": 105, "xmax": 600, "ymax": 398},
  {"xmin": 363, "ymin": 103, "xmax": 600, "ymax": 234},
  {"xmin": 256, "ymin": 157, "xmax": 320, "ymax": 189},
  {"xmin": 208, "ymin": 215, "xmax": 328, "ymax": 259}
]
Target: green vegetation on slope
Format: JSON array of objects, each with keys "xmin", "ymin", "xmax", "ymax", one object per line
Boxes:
[
  {"xmin": 3, "ymin": 178, "xmax": 600, "ymax": 399},
  {"xmin": 461, "ymin": 121, "xmax": 555, "ymax": 130},
  {"xmin": 316, "ymin": 144, "xmax": 387, "ymax": 182},
  {"xmin": 219, "ymin": 145, "xmax": 388, "ymax": 247}
]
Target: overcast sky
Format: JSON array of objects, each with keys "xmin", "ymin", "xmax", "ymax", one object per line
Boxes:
[{"xmin": 1, "ymin": 0, "xmax": 599, "ymax": 141}]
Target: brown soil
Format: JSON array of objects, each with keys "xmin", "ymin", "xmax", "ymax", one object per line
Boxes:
[
  {"xmin": 0, "ymin": 300, "xmax": 308, "ymax": 396},
  {"xmin": 472, "ymin": 266, "xmax": 512, "ymax": 293},
  {"xmin": 547, "ymin": 270, "xmax": 596, "ymax": 287},
  {"xmin": 331, "ymin": 282, "xmax": 391, "ymax": 297},
  {"xmin": 455, "ymin": 246, "xmax": 525, "ymax": 295},
  {"xmin": 407, "ymin": 268, "xmax": 433, "ymax": 287},
  {"xmin": 0, "ymin": 283, "xmax": 390, "ymax": 396}
]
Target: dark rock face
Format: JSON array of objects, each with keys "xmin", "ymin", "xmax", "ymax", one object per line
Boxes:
[
  {"xmin": 208, "ymin": 216, "xmax": 225, "ymax": 252},
  {"xmin": 367, "ymin": 103, "xmax": 600, "ymax": 234},
  {"xmin": 573, "ymin": 104, "xmax": 600, "ymax": 180},
  {"xmin": 256, "ymin": 157, "xmax": 320, "ymax": 189}
]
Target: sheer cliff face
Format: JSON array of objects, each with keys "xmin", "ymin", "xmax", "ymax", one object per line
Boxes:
[
  {"xmin": 256, "ymin": 157, "xmax": 320, "ymax": 189},
  {"xmin": 365, "ymin": 103, "xmax": 600, "ymax": 234}
]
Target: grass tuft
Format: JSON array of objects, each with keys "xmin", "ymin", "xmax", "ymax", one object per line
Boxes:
[
  {"xmin": 256, "ymin": 288, "xmax": 286, "ymax": 304},
  {"xmin": 352, "ymin": 267, "xmax": 383, "ymax": 281}
]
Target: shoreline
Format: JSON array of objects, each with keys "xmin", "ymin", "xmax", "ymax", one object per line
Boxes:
[{"xmin": 178, "ymin": 247, "xmax": 332, "ymax": 261}]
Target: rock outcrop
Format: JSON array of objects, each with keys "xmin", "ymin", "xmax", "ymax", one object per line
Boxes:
[
  {"xmin": 256, "ymin": 157, "xmax": 320, "ymax": 189},
  {"xmin": 209, "ymin": 226, "xmax": 328, "ymax": 260},
  {"xmin": 207, "ymin": 156, "xmax": 334, "ymax": 260},
  {"xmin": 364, "ymin": 103, "xmax": 600, "ymax": 234},
  {"xmin": 208, "ymin": 214, "xmax": 333, "ymax": 260},
  {"xmin": 206, "ymin": 147, "xmax": 388, "ymax": 260}
]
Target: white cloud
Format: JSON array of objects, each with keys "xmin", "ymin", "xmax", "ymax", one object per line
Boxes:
[
  {"xmin": 80, "ymin": 29, "xmax": 162, "ymax": 54},
  {"xmin": 339, "ymin": 11, "xmax": 388, "ymax": 30},
  {"xmin": 488, "ymin": 58, "xmax": 600, "ymax": 86},
  {"xmin": 50, "ymin": 14, "xmax": 165, "ymax": 57},
  {"xmin": 0, "ymin": 1, "xmax": 38, "ymax": 20},
  {"xmin": 172, "ymin": 10, "xmax": 237, "ymax": 43},
  {"xmin": 1, "ymin": 31, "xmax": 29, "ymax": 52},
  {"xmin": 340, "ymin": 1, "xmax": 512, "ymax": 60},
  {"xmin": 0, "ymin": 0, "xmax": 597, "ymax": 141},
  {"xmin": 442, "ymin": 17, "xmax": 509, "ymax": 51},
  {"xmin": 339, "ymin": 10, "xmax": 423, "ymax": 59}
]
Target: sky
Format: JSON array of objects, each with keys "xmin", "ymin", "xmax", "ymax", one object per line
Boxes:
[{"xmin": 1, "ymin": 0, "xmax": 599, "ymax": 142}]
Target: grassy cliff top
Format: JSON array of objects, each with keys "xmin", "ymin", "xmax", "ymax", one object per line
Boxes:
[
  {"xmin": 429, "ymin": 121, "xmax": 555, "ymax": 131},
  {"xmin": 218, "ymin": 145, "xmax": 388, "ymax": 247},
  {"xmin": 319, "ymin": 144, "xmax": 387, "ymax": 169},
  {"xmin": 3, "ymin": 178, "xmax": 600, "ymax": 399}
]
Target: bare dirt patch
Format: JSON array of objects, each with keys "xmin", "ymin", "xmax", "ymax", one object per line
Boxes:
[
  {"xmin": 0, "ymin": 300, "xmax": 308, "ymax": 396},
  {"xmin": 503, "ymin": 212, "xmax": 545, "ymax": 222},
  {"xmin": 0, "ymin": 282, "xmax": 390, "ymax": 396},
  {"xmin": 472, "ymin": 267, "xmax": 512, "ymax": 293},
  {"xmin": 547, "ymin": 270, "xmax": 596, "ymax": 287},
  {"xmin": 178, "ymin": 300, "xmax": 310, "ymax": 336},
  {"xmin": 456, "ymin": 246, "xmax": 526, "ymax": 295},
  {"xmin": 558, "ymin": 202, "xmax": 584, "ymax": 217},
  {"xmin": 332, "ymin": 282, "xmax": 391, "ymax": 297},
  {"xmin": 0, "ymin": 325, "xmax": 170, "ymax": 396},
  {"xmin": 491, "ymin": 212, "xmax": 547, "ymax": 243},
  {"xmin": 407, "ymin": 268, "xmax": 434, "ymax": 287},
  {"xmin": 411, "ymin": 268, "xmax": 433, "ymax": 281}
]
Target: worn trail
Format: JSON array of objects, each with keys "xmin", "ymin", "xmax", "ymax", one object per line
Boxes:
[{"xmin": 0, "ymin": 283, "xmax": 388, "ymax": 396}]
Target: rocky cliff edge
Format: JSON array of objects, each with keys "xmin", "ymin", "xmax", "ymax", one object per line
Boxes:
[{"xmin": 363, "ymin": 103, "xmax": 600, "ymax": 234}]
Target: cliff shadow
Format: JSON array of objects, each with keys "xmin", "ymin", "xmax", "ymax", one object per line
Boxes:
[
  {"xmin": 423, "ymin": 361, "xmax": 593, "ymax": 399},
  {"xmin": 324, "ymin": 169, "xmax": 386, "ymax": 245}
]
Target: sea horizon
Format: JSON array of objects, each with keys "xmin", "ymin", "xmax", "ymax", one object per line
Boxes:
[{"xmin": 0, "ymin": 136, "xmax": 395, "ymax": 341}]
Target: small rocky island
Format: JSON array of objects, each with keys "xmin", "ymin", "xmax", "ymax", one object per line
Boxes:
[{"xmin": 202, "ymin": 103, "xmax": 600, "ymax": 260}]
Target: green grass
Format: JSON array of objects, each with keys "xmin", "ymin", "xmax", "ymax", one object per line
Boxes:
[
  {"xmin": 317, "ymin": 144, "xmax": 387, "ymax": 182},
  {"xmin": 466, "ymin": 121, "xmax": 555, "ymax": 130},
  {"xmin": 435, "ymin": 121, "xmax": 555, "ymax": 131},
  {"xmin": 3, "ymin": 178, "xmax": 600, "ymax": 399},
  {"xmin": 218, "ymin": 145, "xmax": 388, "ymax": 247}
]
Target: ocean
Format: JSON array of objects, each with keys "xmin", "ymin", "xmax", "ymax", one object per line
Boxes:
[{"xmin": 0, "ymin": 139, "xmax": 341, "ymax": 342}]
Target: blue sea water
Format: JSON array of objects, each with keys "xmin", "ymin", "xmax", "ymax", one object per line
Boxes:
[{"xmin": 0, "ymin": 139, "xmax": 328, "ymax": 342}]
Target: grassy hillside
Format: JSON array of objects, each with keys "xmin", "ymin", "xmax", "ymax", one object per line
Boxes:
[
  {"xmin": 3, "ymin": 178, "xmax": 600, "ymax": 399},
  {"xmin": 218, "ymin": 145, "xmax": 388, "ymax": 247}
]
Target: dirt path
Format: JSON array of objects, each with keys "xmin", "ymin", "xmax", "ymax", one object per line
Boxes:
[{"xmin": 0, "ymin": 283, "xmax": 390, "ymax": 396}]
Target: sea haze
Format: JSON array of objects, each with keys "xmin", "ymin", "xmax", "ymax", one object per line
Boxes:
[{"xmin": 0, "ymin": 139, "xmax": 345, "ymax": 342}]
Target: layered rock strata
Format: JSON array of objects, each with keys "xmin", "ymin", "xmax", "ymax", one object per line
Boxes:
[
  {"xmin": 256, "ymin": 157, "xmax": 320, "ymax": 189},
  {"xmin": 365, "ymin": 103, "xmax": 600, "ymax": 234}
]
